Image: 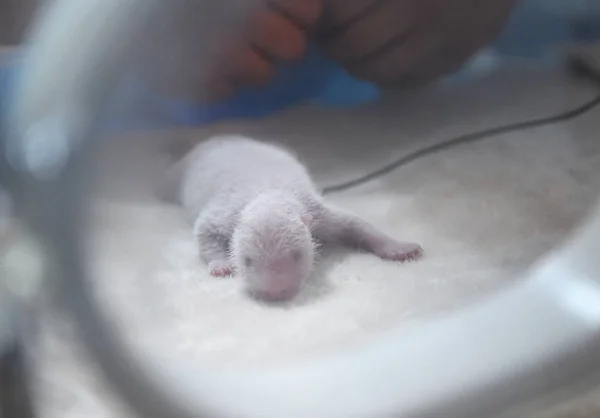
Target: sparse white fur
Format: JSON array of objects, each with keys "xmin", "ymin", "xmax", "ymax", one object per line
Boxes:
[{"xmin": 172, "ymin": 135, "xmax": 423, "ymax": 301}]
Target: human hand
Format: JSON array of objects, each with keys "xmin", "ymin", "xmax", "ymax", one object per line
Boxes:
[
  {"xmin": 317, "ymin": 0, "xmax": 517, "ymax": 88},
  {"xmin": 205, "ymin": 0, "xmax": 322, "ymax": 101}
]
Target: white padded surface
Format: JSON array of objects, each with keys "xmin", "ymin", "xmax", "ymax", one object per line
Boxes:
[{"xmin": 30, "ymin": 65, "xmax": 600, "ymax": 417}]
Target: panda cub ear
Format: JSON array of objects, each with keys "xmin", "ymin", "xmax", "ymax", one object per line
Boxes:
[{"xmin": 300, "ymin": 213, "xmax": 313, "ymax": 228}]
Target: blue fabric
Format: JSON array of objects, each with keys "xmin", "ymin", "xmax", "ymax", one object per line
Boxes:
[{"xmin": 162, "ymin": 43, "xmax": 380, "ymax": 126}]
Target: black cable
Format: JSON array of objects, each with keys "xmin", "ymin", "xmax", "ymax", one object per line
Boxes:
[{"xmin": 321, "ymin": 58, "xmax": 600, "ymax": 195}]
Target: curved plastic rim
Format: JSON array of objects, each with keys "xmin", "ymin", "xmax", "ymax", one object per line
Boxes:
[{"xmin": 9, "ymin": 1, "xmax": 600, "ymax": 418}]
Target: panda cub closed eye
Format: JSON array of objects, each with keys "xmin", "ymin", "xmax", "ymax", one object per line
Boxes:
[{"xmin": 292, "ymin": 250, "xmax": 302, "ymax": 262}]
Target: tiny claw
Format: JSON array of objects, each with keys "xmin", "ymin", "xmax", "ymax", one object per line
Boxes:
[
  {"xmin": 376, "ymin": 242, "xmax": 423, "ymax": 263},
  {"xmin": 209, "ymin": 261, "xmax": 235, "ymax": 277}
]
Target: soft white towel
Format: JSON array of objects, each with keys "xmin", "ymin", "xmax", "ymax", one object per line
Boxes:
[{"xmin": 31, "ymin": 65, "xmax": 600, "ymax": 418}]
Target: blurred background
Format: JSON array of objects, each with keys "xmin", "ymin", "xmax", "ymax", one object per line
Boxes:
[{"xmin": 2, "ymin": 0, "xmax": 600, "ymax": 128}]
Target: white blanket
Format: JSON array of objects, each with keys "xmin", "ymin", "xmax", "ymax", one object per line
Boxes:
[{"xmin": 31, "ymin": 64, "xmax": 600, "ymax": 418}]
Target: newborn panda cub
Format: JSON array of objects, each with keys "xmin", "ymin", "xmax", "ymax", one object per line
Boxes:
[{"xmin": 173, "ymin": 135, "xmax": 423, "ymax": 301}]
